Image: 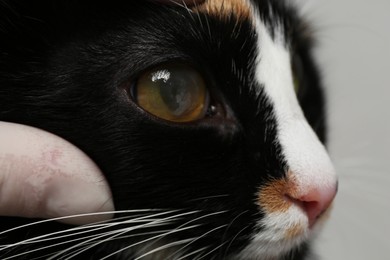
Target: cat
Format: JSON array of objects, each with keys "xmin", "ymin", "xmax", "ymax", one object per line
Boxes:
[{"xmin": 0, "ymin": 0, "xmax": 338, "ymax": 259}]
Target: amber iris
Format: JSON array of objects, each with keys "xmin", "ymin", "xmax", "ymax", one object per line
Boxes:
[{"xmin": 135, "ymin": 64, "xmax": 209, "ymax": 122}]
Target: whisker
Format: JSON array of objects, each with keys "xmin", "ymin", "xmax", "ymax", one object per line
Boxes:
[
  {"xmin": 32, "ymin": 229, "xmax": 134, "ymax": 260},
  {"xmin": 135, "ymin": 210, "xmax": 228, "ymax": 257},
  {"xmin": 178, "ymin": 0, "xmax": 194, "ymax": 14},
  {"xmin": 0, "ymin": 209, "xmax": 165, "ymax": 236},
  {"xmin": 223, "ymin": 224, "xmax": 250, "ymax": 258},
  {"xmin": 0, "ymin": 210, "xmax": 178, "ymax": 250},
  {"xmin": 1, "ymin": 217, "xmax": 145, "ymax": 248},
  {"xmin": 53, "ymin": 225, "xmax": 173, "ymax": 260},
  {"xmin": 1, "ymin": 217, "xmax": 178, "ymax": 259},
  {"xmin": 100, "ymin": 229, "xmax": 172, "ymax": 242},
  {"xmin": 58, "ymin": 211, "xmax": 200, "ymax": 259},
  {"xmin": 196, "ymin": 240, "xmax": 229, "ymax": 260},
  {"xmin": 99, "ymin": 225, "xmax": 201, "ymax": 260},
  {"xmin": 221, "ymin": 210, "xmax": 248, "ymax": 244},
  {"xmin": 202, "ymin": 4, "xmax": 212, "ymax": 40},
  {"xmin": 60, "ymin": 229, "xmax": 140, "ymax": 260},
  {"xmin": 167, "ymin": 224, "xmax": 228, "ymax": 259},
  {"xmin": 193, "ymin": 0, "xmax": 205, "ymax": 31},
  {"xmin": 175, "ymin": 247, "xmax": 208, "ymax": 260},
  {"xmin": 189, "ymin": 195, "xmax": 229, "ymax": 202},
  {"xmin": 96, "ymin": 211, "xmax": 227, "ymax": 259},
  {"xmin": 133, "ymin": 238, "xmax": 195, "ymax": 260},
  {"xmin": 0, "ymin": 211, "xmax": 186, "ymax": 260},
  {"xmin": 34, "ymin": 229, "xmax": 173, "ymax": 260},
  {"xmin": 2, "ymin": 231, "xmax": 114, "ymax": 260}
]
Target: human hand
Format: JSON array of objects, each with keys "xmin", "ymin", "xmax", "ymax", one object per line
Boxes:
[{"xmin": 0, "ymin": 122, "xmax": 114, "ymax": 225}]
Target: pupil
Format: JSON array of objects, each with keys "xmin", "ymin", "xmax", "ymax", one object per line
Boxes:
[{"xmin": 155, "ymin": 69, "xmax": 198, "ymax": 116}]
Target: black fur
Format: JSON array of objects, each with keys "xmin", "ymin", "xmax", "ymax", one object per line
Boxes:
[{"xmin": 0, "ymin": 1, "xmax": 325, "ymax": 259}]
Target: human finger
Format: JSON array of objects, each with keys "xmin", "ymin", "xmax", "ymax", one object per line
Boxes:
[{"xmin": 0, "ymin": 122, "xmax": 114, "ymax": 225}]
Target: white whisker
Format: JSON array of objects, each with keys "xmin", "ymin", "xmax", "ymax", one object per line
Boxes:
[
  {"xmin": 2, "ymin": 231, "xmax": 112, "ymax": 260},
  {"xmin": 221, "ymin": 210, "xmax": 248, "ymax": 242},
  {"xmin": 2, "ymin": 224, "xmax": 175, "ymax": 259},
  {"xmin": 56, "ymin": 211, "xmax": 200, "ymax": 259},
  {"xmin": 133, "ymin": 238, "xmax": 195, "ymax": 260},
  {"xmin": 167, "ymin": 224, "xmax": 228, "ymax": 259},
  {"xmin": 135, "ymin": 210, "xmax": 228, "ymax": 258},
  {"xmin": 196, "ymin": 241, "xmax": 229, "ymax": 260},
  {"xmin": 2, "ymin": 218, "xmax": 137, "ymax": 248},
  {"xmin": 0, "ymin": 209, "xmax": 165, "ymax": 236},
  {"xmin": 99, "ymin": 225, "xmax": 201, "ymax": 260},
  {"xmin": 26, "ymin": 230, "xmax": 175, "ymax": 260},
  {"xmin": 0, "ymin": 210, "xmax": 179, "ymax": 250},
  {"xmin": 175, "ymin": 247, "xmax": 208, "ymax": 260},
  {"xmin": 223, "ymin": 224, "xmax": 250, "ymax": 258},
  {"xmin": 53, "ymin": 226, "xmax": 163, "ymax": 260},
  {"xmin": 189, "ymin": 194, "xmax": 229, "ymax": 202}
]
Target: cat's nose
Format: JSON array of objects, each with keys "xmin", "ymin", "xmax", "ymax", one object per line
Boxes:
[{"xmin": 286, "ymin": 181, "xmax": 338, "ymax": 228}]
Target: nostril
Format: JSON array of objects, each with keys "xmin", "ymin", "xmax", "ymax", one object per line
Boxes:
[{"xmin": 301, "ymin": 200, "xmax": 322, "ymax": 228}]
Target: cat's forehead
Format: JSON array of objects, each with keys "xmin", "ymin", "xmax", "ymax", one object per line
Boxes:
[
  {"xmin": 193, "ymin": 0, "xmax": 253, "ymax": 21},
  {"xmin": 192, "ymin": 0, "xmax": 295, "ymax": 41}
]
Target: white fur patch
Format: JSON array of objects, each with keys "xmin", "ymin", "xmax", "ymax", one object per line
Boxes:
[
  {"xmin": 252, "ymin": 6, "xmax": 337, "ymax": 199},
  {"xmin": 236, "ymin": 2, "xmax": 337, "ymax": 259}
]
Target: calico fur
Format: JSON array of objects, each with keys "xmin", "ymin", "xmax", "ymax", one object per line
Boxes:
[{"xmin": 0, "ymin": 0, "xmax": 334, "ymax": 259}]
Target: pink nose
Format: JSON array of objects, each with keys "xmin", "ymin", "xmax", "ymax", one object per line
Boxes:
[{"xmin": 286, "ymin": 182, "xmax": 338, "ymax": 228}]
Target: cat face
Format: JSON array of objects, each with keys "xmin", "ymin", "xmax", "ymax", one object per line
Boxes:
[{"xmin": 0, "ymin": 0, "xmax": 337, "ymax": 259}]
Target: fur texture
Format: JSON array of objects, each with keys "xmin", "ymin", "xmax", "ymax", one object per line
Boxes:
[{"xmin": 0, "ymin": 0, "xmax": 336, "ymax": 259}]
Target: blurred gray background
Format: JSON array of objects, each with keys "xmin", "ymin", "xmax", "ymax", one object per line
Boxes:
[{"xmin": 293, "ymin": 0, "xmax": 390, "ymax": 259}]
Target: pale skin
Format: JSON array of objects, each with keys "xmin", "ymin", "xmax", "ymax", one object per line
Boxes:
[{"xmin": 0, "ymin": 0, "xmax": 204, "ymax": 225}]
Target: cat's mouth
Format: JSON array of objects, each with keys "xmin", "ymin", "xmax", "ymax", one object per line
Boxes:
[{"xmin": 236, "ymin": 204, "xmax": 330, "ymax": 259}]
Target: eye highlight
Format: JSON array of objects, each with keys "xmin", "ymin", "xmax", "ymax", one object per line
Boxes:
[{"xmin": 133, "ymin": 64, "xmax": 209, "ymax": 123}]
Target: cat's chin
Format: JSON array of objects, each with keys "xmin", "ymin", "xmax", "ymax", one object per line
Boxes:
[
  {"xmin": 234, "ymin": 205, "xmax": 331, "ymax": 259},
  {"xmin": 234, "ymin": 232, "xmax": 308, "ymax": 259}
]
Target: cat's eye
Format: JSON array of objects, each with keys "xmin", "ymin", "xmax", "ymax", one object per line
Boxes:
[{"xmin": 133, "ymin": 64, "xmax": 209, "ymax": 123}]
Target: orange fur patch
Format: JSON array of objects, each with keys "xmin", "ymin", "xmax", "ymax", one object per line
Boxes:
[
  {"xmin": 192, "ymin": 0, "xmax": 253, "ymax": 21},
  {"xmin": 258, "ymin": 171, "xmax": 299, "ymax": 214}
]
